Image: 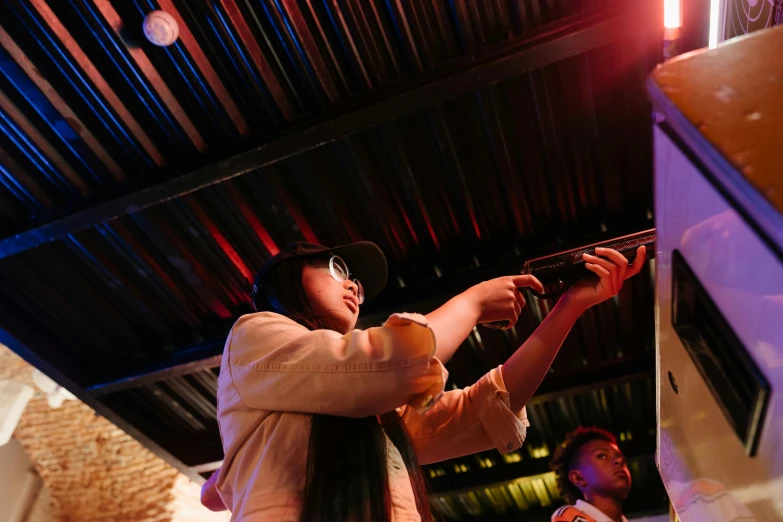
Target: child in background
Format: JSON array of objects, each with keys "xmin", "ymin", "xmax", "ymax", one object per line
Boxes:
[{"xmin": 550, "ymin": 427, "xmax": 632, "ymax": 522}]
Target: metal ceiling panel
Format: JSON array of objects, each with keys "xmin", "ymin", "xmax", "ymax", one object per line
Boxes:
[
  {"xmin": 0, "ymin": 0, "xmax": 606, "ymax": 231},
  {"xmin": 0, "ymin": 55, "xmax": 657, "ymax": 385}
]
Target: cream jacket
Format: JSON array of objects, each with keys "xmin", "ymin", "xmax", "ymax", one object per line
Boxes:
[{"xmin": 216, "ymin": 312, "xmax": 530, "ymax": 521}]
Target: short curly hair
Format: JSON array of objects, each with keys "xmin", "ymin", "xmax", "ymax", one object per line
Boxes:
[{"xmin": 550, "ymin": 426, "xmax": 617, "ymax": 504}]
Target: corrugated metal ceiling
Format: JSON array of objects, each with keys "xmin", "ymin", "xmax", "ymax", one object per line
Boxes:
[
  {"xmin": 0, "ymin": 0, "xmax": 606, "ymax": 230},
  {"xmin": 0, "ymin": 49, "xmax": 657, "ymax": 383}
]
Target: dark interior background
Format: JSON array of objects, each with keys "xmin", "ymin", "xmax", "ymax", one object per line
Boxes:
[{"xmin": 0, "ymin": 0, "xmax": 713, "ymax": 519}]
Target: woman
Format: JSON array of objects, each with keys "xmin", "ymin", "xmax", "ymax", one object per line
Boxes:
[{"xmin": 202, "ymin": 240, "xmax": 646, "ymax": 521}]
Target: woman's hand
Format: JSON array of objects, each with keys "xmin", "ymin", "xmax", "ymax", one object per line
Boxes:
[
  {"xmin": 565, "ymin": 246, "xmax": 647, "ymax": 311},
  {"xmin": 463, "ymin": 274, "xmax": 544, "ymax": 328}
]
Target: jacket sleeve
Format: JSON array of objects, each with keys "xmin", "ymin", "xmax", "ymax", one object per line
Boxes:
[
  {"xmin": 224, "ymin": 312, "xmax": 448, "ymax": 417},
  {"xmin": 403, "ymin": 366, "xmax": 530, "ymax": 464}
]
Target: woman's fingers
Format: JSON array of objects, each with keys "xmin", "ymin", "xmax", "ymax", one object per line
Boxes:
[
  {"xmin": 515, "ymin": 289, "xmax": 527, "ymax": 310},
  {"xmin": 593, "ymin": 246, "xmax": 648, "ymax": 281},
  {"xmin": 597, "ymin": 247, "xmax": 629, "ymax": 282},
  {"xmin": 596, "ymin": 248, "xmax": 624, "ymax": 291},
  {"xmin": 511, "ymin": 274, "xmax": 545, "ymax": 294},
  {"xmin": 585, "ymin": 262, "xmax": 611, "ymax": 280},
  {"xmin": 500, "ymin": 300, "xmax": 520, "ymax": 329},
  {"xmin": 627, "ymin": 246, "xmax": 648, "ymax": 277},
  {"xmin": 583, "ymin": 253, "xmax": 616, "ymax": 273},
  {"xmin": 584, "ymin": 253, "xmax": 620, "ymax": 293},
  {"xmin": 514, "ymin": 290, "xmax": 526, "ymax": 319}
]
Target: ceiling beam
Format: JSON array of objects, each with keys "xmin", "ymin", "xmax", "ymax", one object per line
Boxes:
[
  {"xmin": 0, "ymin": 1, "xmax": 660, "ymax": 261},
  {"xmin": 86, "ymin": 342, "xmax": 223, "ymax": 397},
  {"xmin": 529, "ymin": 352, "xmax": 654, "ymax": 405}
]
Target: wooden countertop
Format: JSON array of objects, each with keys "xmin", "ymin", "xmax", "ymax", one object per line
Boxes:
[{"xmin": 649, "ymin": 25, "xmax": 783, "ymax": 218}]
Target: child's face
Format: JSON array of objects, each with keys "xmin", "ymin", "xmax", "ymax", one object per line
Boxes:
[
  {"xmin": 573, "ymin": 439, "xmax": 632, "ymax": 500},
  {"xmin": 302, "ymin": 261, "xmax": 360, "ymax": 333}
]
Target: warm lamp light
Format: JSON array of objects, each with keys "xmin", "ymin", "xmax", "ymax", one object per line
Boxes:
[
  {"xmin": 664, "ymin": 0, "xmax": 682, "ymax": 42},
  {"xmin": 709, "ymin": 0, "xmax": 721, "ymax": 48},
  {"xmin": 664, "ymin": 0, "xmax": 682, "ymax": 29}
]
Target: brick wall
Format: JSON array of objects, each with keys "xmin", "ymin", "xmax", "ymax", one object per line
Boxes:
[{"xmin": 0, "ymin": 344, "xmax": 229, "ymax": 522}]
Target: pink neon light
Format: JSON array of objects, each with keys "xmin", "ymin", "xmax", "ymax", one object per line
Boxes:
[{"xmin": 226, "ymin": 185, "xmax": 280, "ymax": 256}]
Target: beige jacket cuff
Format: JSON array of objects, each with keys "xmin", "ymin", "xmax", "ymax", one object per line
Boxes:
[{"xmin": 469, "ymin": 365, "xmax": 530, "ymax": 454}]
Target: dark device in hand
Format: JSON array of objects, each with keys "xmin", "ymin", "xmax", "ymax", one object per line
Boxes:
[{"xmin": 482, "ymin": 229, "xmax": 656, "ymax": 329}]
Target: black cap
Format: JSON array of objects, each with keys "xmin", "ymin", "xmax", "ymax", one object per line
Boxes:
[{"xmin": 252, "ymin": 241, "xmax": 388, "ymax": 302}]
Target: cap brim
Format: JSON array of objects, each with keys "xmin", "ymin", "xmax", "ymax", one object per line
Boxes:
[{"xmin": 329, "ymin": 242, "xmax": 388, "ymax": 299}]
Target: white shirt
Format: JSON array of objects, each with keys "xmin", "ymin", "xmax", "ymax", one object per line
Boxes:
[{"xmin": 573, "ymin": 500, "xmax": 629, "ymax": 522}]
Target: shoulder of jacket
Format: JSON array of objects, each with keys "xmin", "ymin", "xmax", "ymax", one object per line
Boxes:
[{"xmin": 234, "ymin": 311, "xmax": 303, "ymax": 329}]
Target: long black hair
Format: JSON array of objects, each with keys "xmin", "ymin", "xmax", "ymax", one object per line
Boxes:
[{"xmin": 255, "ymin": 257, "xmax": 434, "ymax": 522}]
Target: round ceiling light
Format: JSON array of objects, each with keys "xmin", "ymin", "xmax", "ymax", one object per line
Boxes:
[{"xmin": 143, "ymin": 10, "xmax": 179, "ymax": 47}]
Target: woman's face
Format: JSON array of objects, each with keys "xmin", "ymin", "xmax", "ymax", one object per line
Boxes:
[{"xmin": 301, "ymin": 260, "xmax": 360, "ymax": 333}]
